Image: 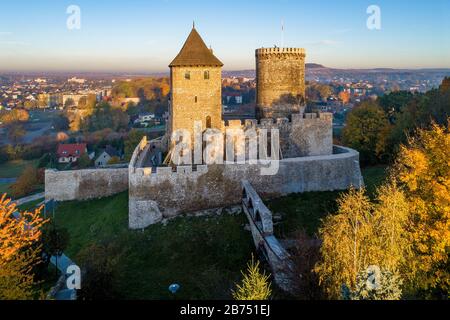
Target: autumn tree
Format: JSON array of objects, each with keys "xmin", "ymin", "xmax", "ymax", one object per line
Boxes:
[
  {"xmin": 342, "ymin": 266, "xmax": 403, "ymax": 300},
  {"xmin": 56, "ymin": 132, "xmax": 69, "ymax": 142},
  {"xmin": 0, "ymin": 109, "xmax": 29, "ymax": 124},
  {"xmin": 0, "ymin": 194, "xmax": 47, "ymax": 299},
  {"xmin": 393, "ymin": 121, "xmax": 450, "ymax": 297},
  {"xmin": 10, "ymin": 166, "xmax": 39, "ymax": 198},
  {"xmin": 78, "ymin": 94, "xmax": 97, "ymax": 110},
  {"xmin": 306, "ymin": 83, "xmax": 333, "ymax": 101},
  {"xmin": 232, "ymin": 256, "xmax": 272, "ymax": 300},
  {"xmin": 342, "ymin": 101, "xmax": 392, "ymax": 165},
  {"xmin": 107, "ymin": 156, "xmax": 121, "ymax": 165},
  {"xmin": 83, "ymin": 102, "xmax": 129, "ymax": 132},
  {"xmin": 316, "ymin": 185, "xmax": 410, "ymax": 299},
  {"xmin": 338, "ymin": 91, "xmax": 351, "ymax": 104}
]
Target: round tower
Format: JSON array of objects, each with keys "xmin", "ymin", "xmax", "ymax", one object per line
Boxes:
[{"xmin": 256, "ymin": 47, "xmax": 306, "ymax": 119}]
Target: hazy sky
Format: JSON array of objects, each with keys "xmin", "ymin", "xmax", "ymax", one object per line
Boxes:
[{"xmin": 0, "ymin": 0, "xmax": 449, "ymax": 72}]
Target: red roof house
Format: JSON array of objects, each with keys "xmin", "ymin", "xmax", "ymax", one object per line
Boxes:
[{"xmin": 57, "ymin": 143, "xmax": 87, "ymax": 163}]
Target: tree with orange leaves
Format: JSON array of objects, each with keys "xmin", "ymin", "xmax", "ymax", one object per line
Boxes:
[
  {"xmin": 338, "ymin": 91, "xmax": 351, "ymax": 104},
  {"xmin": 393, "ymin": 121, "xmax": 450, "ymax": 297},
  {"xmin": 0, "ymin": 194, "xmax": 47, "ymax": 299}
]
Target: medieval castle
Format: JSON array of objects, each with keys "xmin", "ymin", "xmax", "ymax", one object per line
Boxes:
[{"xmin": 45, "ymin": 27, "xmax": 363, "ymax": 230}]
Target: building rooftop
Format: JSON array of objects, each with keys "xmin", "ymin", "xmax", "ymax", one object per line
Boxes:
[
  {"xmin": 169, "ymin": 27, "xmax": 223, "ymax": 67},
  {"xmin": 57, "ymin": 143, "xmax": 87, "ymax": 158}
]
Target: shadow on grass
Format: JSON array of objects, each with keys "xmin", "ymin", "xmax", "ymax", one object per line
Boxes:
[{"xmin": 53, "ymin": 193, "xmax": 254, "ymax": 300}]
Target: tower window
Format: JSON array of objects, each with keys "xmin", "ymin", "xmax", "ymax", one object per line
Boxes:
[
  {"xmin": 206, "ymin": 116, "xmax": 212, "ymax": 128},
  {"xmin": 195, "ymin": 96, "xmax": 198, "ymax": 103},
  {"xmin": 204, "ymin": 71, "xmax": 210, "ymax": 80},
  {"xmin": 185, "ymin": 71, "xmax": 190, "ymax": 80}
]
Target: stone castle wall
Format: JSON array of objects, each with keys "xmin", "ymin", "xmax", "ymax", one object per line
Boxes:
[
  {"xmin": 224, "ymin": 112, "xmax": 333, "ymax": 158},
  {"xmin": 45, "ymin": 168, "xmax": 128, "ymax": 201},
  {"xmin": 169, "ymin": 66, "xmax": 223, "ymax": 140},
  {"xmin": 129, "ymin": 145, "xmax": 363, "ymax": 229},
  {"xmin": 256, "ymin": 48, "xmax": 306, "ymax": 119}
]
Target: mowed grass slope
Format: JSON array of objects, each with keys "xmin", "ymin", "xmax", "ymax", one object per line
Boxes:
[
  {"xmin": 53, "ymin": 193, "xmax": 254, "ymax": 300},
  {"xmin": 49, "ymin": 166, "xmax": 387, "ymax": 299},
  {"xmin": 267, "ymin": 166, "xmax": 388, "ymax": 238},
  {"xmin": 0, "ymin": 183, "xmax": 12, "ymax": 195}
]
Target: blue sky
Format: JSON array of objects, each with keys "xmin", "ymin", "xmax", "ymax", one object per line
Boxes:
[{"xmin": 0, "ymin": 0, "xmax": 449, "ymax": 72}]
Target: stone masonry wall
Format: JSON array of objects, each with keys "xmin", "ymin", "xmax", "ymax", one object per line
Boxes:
[
  {"xmin": 256, "ymin": 48, "xmax": 306, "ymax": 119},
  {"xmin": 170, "ymin": 66, "xmax": 223, "ymax": 141},
  {"xmin": 129, "ymin": 145, "xmax": 362, "ymax": 229},
  {"xmin": 45, "ymin": 168, "xmax": 129, "ymax": 201},
  {"xmin": 225, "ymin": 112, "xmax": 333, "ymax": 158}
]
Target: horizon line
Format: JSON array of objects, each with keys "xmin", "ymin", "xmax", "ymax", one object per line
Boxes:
[{"xmin": 1, "ymin": 66, "xmax": 450, "ymax": 75}]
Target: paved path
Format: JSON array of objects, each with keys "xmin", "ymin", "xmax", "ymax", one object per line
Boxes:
[
  {"xmin": 49, "ymin": 254, "xmax": 77, "ymax": 300},
  {"xmin": 50, "ymin": 254, "xmax": 76, "ymax": 274},
  {"xmin": 13, "ymin": 192, "xmax": 45, "ymax": 206}
]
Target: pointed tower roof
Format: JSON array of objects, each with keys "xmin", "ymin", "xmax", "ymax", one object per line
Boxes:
[{"xmin": 169, "ymin": 27, "xmax": 223, "ymax": 67}]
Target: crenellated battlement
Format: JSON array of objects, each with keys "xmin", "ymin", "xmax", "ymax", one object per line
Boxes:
[
  {"xmin": 223, "ymin": 112, "xmax": 333, "ymax": 129},
  {"xmin": 256, "ymin": 47, "xmax": 306, "ymax": 57},
  {"xmin": 127, "ymin": 144, "xmax": 363, "ymax": 229},
  {"xmin": 256, "ymin": 47, "xmax": 307, "ymax": 118},
  {"xmin": 134, "ymin": 164, "xmax": 210, "ymax": 177}
]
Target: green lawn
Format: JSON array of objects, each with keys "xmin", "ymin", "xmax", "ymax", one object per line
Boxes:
[
  {"xmin": 18, "ymin": 198, "xmax": 45, "ymax": 212},
  {"xmin": 267, "ymin": 166, "xmax": 388, "ymax": 238},
  {"xmin": 53, "ymin": 193, "xmax": 254, "ymax": 300},
  {"xmin": 29, "ymin": 110, "xmax": 62, "ymax": 123},
  {"xmin": 0, "ymin": 182, "xmax": 11, "ymax": 195},
  {"xmin": 46, "ymin": 165, "xmax": 388, "ymax": 299},
  {"xmin": 0, "ymin": 159, "xmax": 38, "ymax": 178}
]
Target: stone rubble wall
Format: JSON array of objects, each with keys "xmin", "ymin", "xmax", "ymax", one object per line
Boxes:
[
  {"xmin": 45, "ymin": 168, "xmax": 129, "ymax": 201},
  {"xmin": 224, "ymin": 112, "xmax": 333, "ymax": 158},
  {"xmin": 129, "ymin": 145, "xmax": 363, "ymax": 229}
]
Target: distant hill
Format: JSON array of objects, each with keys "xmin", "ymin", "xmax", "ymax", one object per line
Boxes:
[{"xmin": 306, "ymin": 63, "xmax": 326, "ymax": 69}]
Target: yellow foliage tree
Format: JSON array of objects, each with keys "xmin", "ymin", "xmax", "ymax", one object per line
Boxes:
[
  {"xmin": 316, "ymin": 185, "xmax": 411, "ymax": 299},
  {"xmin": 0, "ymin": 194, "xmax": 47, "ymax": 299},
  {"xmin": 232, "ymin": 256, "xmax": 272, "ymax": 300},
  {"xmin": 393, "ymin": 121, "xmax": 450, "ymax": 295}
]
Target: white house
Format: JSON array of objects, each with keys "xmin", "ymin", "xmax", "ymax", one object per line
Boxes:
[{"xmin": 95, "ymin": 146, "xmax": 119, "ymax": 167}]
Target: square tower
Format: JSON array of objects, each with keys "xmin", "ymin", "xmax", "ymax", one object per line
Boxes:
[{"xmin": 168, "ymin": 27, "xmax": 224, "ymax": 144}]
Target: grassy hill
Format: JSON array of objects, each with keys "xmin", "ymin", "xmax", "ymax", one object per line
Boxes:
[
  {"xmin": 52, "ymin": 193, "xmax": 253, "ymax": 300},
  {"xmin": 45, "ymin": 166, "xmax": 387, "ymax": 299}
]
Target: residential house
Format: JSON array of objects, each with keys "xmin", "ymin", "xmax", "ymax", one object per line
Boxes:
[
  {"xmin": 134, "ymin": 113, "xmax": 155, "ymax": 125},
  {"xmin": 95, "ymin": 145, "xmax": 119, "ymax": 167},
  {"xmin": 57, "ymin": 143, "xmax": 87, "ymax": 163}
]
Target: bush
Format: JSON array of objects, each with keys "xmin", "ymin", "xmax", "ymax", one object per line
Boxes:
[
  {"xmin": 77, "ymin": 243, "xmax": 122, "ymax": 300},
  {"xmin": 10, "ymin": 166, "xmax": 39, "ymax": 198}
]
